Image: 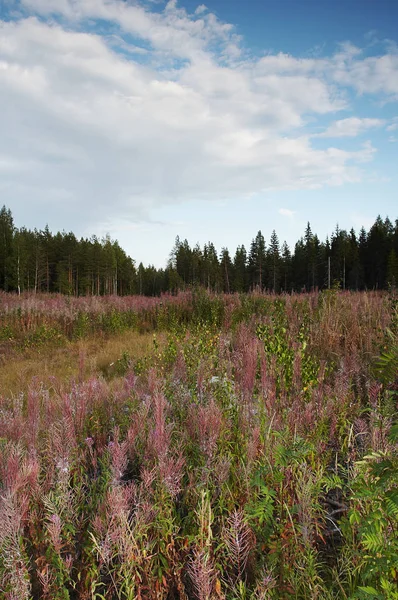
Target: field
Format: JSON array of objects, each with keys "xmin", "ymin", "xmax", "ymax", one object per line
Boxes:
[{"xmin": 0, "ymin": 290, "xmax": 397, "ymax": 600}]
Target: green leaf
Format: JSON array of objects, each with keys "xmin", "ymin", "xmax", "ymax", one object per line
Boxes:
[
  {"xmin": 358, "ymin": 586, "xmax": 380, "ymax": 597},
  {"xmin": 389, "ymin": 423, "xmax": 398, "ymax": 443}
]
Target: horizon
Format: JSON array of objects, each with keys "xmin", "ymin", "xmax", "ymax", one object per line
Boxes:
[{"xmin": 1, "ymin": 0, "xmax": 397, "ymax": 268}]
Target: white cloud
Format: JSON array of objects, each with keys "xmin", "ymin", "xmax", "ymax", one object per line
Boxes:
[
  {"xmin": 333, "ymin": 53, "xmax": 398, "ymax": 98},
  {"xmin": 20, "ymin": 0, "xmax": 242, "ymax": 62},
  {"xmin": 387, "ymin": 118, "xmax": 398, "ymax": 131},
  {"xmin": 350, "ymin": 212, "xmax": 376, "ymax": 231},
  {"xmin": 316, "ymin": 117, "xmax": 384, "ymax": 138},
  {"xmin": 279, "ymin": 208, "xmax": 296, "ymax": 218},
  {"xmin": 256, "ymin": 45, "xmax": 398, "ymax": 101},
  {"xmin": 195, "ymin": 4, "xmax": 207, "ymax": 15},
  {"xmin": 0, "ymin": 0, "xmax": 394, "ymax": 234}
]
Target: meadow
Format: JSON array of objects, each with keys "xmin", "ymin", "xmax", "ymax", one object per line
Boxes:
[{"xmin": 0, "ymin": 290, "xmax": 397, "ymax": 600}]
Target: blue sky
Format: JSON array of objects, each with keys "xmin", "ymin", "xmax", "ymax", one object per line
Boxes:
[{"xmin": 0, "ymin": 0, "xmax": 397, "ymax": 267}]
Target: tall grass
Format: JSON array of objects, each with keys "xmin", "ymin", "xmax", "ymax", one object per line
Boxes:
[{"xmin": 0, "ymin": 290, "xmax": 396, "ymax": 599}]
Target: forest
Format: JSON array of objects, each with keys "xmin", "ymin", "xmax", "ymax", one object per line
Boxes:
[{"xmin": 1, "ymin": 205, "xmax": 397, "ymax": 296}]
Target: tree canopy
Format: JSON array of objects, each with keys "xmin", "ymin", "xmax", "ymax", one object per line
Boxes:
[{"xmin": 0, "ymin": 206, "xmax": 397, "ymax": 295}]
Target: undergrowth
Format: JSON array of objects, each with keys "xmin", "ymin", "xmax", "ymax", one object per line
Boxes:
[{"xmin": 0, "ymin": 290, "xmax": 396, "ymax": 599}]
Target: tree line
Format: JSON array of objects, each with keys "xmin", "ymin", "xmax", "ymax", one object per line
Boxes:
[
  {"xmin": 0, "ymin": 207, "xmax": 136, "ymax": 296},
  {"xmin": 0, "ymin": 205, "xmax": 397, "ymax": 295},
  {"xmin": 164, "ymin": 218, "xmax": 398, "ymax": 295}
]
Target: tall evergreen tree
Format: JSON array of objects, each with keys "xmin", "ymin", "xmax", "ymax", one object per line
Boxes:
[
  {"xmin": 268, "ymin": 230, "xmax": 280, "ymax": 292},
  {"xmin": 366, "ymin": 216, "xmax": 391, "ymax": 289},
  {"xmin": 203, "ymin": 242, "xmax": 220, "ymax": 292},
  {"xmin": 304, "ymin": 222, "xmax": 320, "ymax": 290},
  {"xmin": 292, "ymin": 237, "xmax": 306, "ymax": 291},
  {"xmin": 347, "ymin": 228, "xmax": 360, "ymax": 290},
  {"xmin": 220, "ymin": 248, "xmax": 233, "ymax": 293},
  {"xmin": 281, "ymin": 241, "xmax": 292, "ymax": 292},
  {"xmin": 330, "ymin": 225, "xmax": 349, "ymax": 289},
  {"xmin": 248, "ymin": 231, "xmax": 266, "ymax": 290},
  {"xmin": 233, "ymin": 245, "xmax": 248, "ymax": 292},
  {"xmin": 387, "ymin": 249, "xmax": 398, "ymax": 289},
  {"xmin": 191, "ymin": 244, "xmax": 203, "ymax": 287},
  {"xmin": 358, "ymin": 227, "xmax": 368, "ymax": 290},
  {"xmin": 0, "ymin": 206, "xmax": 14, "ymax": 291}
]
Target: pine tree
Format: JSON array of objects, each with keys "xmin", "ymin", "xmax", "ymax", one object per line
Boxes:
[
  {"xmin": 220, "ymin": 248, "xmax": 233, "ymax": 293},
  {"xmin": 268, "ymin": 230, "xmax": 280, "ymax": 292},
  {"xmin": 330, "ymin": 225, "xmax": 349, "ymax": 289},
  {"xmin": 191, "ymin": 244, "xmax": 203, "ymax": 287},
  {"xmin": 358, "ymin": 227, "xmax": 368, "ymax": 289},
  {"xmin": 367, "ymin": 216, "xmax": 391, "ymax": 289},
  {"xmin": 248, "ymin": 231, "xmax": 266, "ymax": 290},
  {"xmin": 0, "ymin": 206, "xmax": 14, "ymax": 291},
  {"xmin": 347, "ymin": 228, "xmax": 360, "ymax": 290},
  {"xmin": 386, "ymin": 249, "xmax": 398, "ymax": 289},
  {"xmin": 292, "ymin": 237, "xmax": 306, "ymax": 291},
  {"xmin": 175, "ymin": 239, "xmax": 192, "ymax": 288},
  {"xmin": 11, "ymin": 228, "xmax": 28, "ymax": 294},
  {"xmin": 204, "ymin": 242, "xmax": 220, "ymax": 292},
  {"xmin": 281, "ymin": 241, "xmax": 292, "ymax": 292},
  {"xmin": 233, "ymin": 245, "xmax": 248, "ymax": 292},
  {"xmin": 304, "ymin": 222, "xmax": 319, "ymax": 290}
]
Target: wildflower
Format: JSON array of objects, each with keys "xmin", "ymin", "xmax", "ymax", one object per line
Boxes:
[
  {"xmin": 188, "ymin": 548, "xmax": 216, "ymax": 600},
  {"xmin": 56, "ymin": 458, "xmax": 69, "ymax": 474},
  {"xmin": 47, "ymin": 514, "xmax": 63, "ymax": 554},
  {"xmin": 222, "ymin": 510, "xmax": 255, "ymax": 580}
]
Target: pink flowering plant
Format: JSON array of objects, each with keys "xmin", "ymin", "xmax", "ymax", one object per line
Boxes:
[{"xmin": 0, "ymin": 290, "xmax": 397, "ymax": 599}]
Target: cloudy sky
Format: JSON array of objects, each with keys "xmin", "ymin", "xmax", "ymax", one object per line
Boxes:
[{"xmin": 1, "ymin": 0, "xmax": 397, "ymax": 266}]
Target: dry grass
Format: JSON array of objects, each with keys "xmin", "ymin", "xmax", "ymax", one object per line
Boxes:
[{"xmin": 0, "ymin": 330, "xmax": 163, "ymax": 397}]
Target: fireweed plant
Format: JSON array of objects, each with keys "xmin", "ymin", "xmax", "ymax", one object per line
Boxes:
[{"xmin": 0, "ymin": 290, "xmax": 397, "ymax": 599}]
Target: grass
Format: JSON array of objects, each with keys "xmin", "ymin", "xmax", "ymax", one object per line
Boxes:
[
  {"xmin": 0, "ymin": 290, "xmax": 397, "ymax": 600},
  {"xmin": 0, "ymin": 330, "xmax": 161, "ymax": 397}
]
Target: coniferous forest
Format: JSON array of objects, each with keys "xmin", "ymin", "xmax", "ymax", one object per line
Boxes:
[{"xmin": 1, "ymin": 205, "xmax": 397, "ymax": 296}]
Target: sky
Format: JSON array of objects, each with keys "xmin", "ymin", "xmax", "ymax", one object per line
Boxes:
[{"xmin": 0, "ymin": 0, "xmax": 397, "ymax": 268}]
